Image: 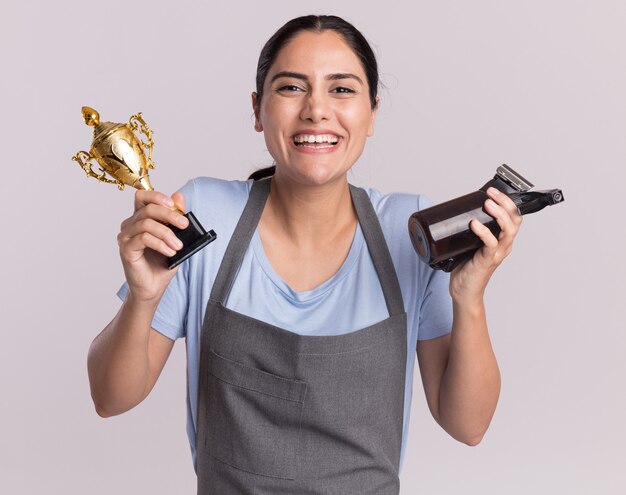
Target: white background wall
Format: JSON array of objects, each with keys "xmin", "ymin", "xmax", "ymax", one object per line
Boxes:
[{"xmin": 1, "ymin": 0, "xmax": 624, "ymax": 493}]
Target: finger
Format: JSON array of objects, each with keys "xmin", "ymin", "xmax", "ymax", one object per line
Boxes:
[
  {"xmin": 134, "ymin": 189, "xmax": 175, "ymax": 211},
  {"xmin": 486, "ymin": 187, "xmax": 522, "ymax": 227},
  {"xmin": 483, "ymin": 198, "xmax": 516, "ymax": 239},
  {"xmin": 483, "ymin": 190, "xmax": 521, "ymax": 247},
  {"xmin": 132, "ymin": 191, "xmax": 188, "ymax": 229},
  {"xmin": 171, "ymin": 191, "xmax": 186, "ymax": 212},
  {"xmin": 122, "ymin": 217, "xmax": 184, "ymax": 252},
  {"xmin": 133, "ymin": 203, "xmax": 189, "ymax": 230},
  {"xmin": 169, "ymin": 192, "xmax": 189, "ymax": 230},
  {"xmin": 470, "ymin": 219, "xmax": 498, "ymax": 250},
  {"xmin": 122, "ymin": 231, "xmax": 178, "ymax": 259}
]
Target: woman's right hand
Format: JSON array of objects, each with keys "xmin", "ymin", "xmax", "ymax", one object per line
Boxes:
[{"xmin": 117, "ymin": 190, "xmax": 189, "ymax": 302}]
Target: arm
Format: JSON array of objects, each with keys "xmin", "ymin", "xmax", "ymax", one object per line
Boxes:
[
  {"xmin": 87, "ymin": 190, "xmax": 189, "ymax": 417},
  {"xmin": 88, "ymin": 300, "xmax": 175, "ymax": 417},
  {"xmin": 417, "ymin": 303, "xmax": 499, "ymax": 445},
  {"xmin": 417, "ymin": 187, "xmax": 521, "ymax": 445}
]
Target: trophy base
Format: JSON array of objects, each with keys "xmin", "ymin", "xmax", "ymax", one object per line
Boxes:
[{"xmin": 167, "ymin": 211, "xmax": 217, "ymax": 269}]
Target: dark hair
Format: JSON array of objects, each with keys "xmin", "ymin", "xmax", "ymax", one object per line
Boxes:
[{"xmin": 249, "ymin": 15, "xmax": 379, "ymax": 181}]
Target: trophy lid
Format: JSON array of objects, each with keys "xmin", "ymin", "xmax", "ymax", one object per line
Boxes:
[
  {"xmin": 82, "ymin": 106, "xmax": 125, "ymax": 142},
  {"xmin": 82, "ymin": 106, "xmax": 100, "ymax": 126}
]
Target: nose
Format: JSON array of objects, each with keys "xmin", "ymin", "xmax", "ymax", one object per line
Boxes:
[{"xmin": 299, "ymin": 89, "xmax": 330, "ymax": 123}]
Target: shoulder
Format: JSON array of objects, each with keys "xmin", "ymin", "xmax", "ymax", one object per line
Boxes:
[
  {"xmin": 356, "ymin": 186, "xmax": 443, "ymax": 309},
  {"xmin": 171, "ymin": 177, "xmax": 256, "ymax": 287},
  {"xmin": 181, "ymin": 176, "xmax": 252, "ymax": 205},
  {"xmin": 363, "ymin": 187, "xmax": 433, "ymax": 212},
  {"xmin": 177, "ymin": 177, "xmax": 252, "ymax": 229},
  {"xmin": 359, "ymin": 187, "xmax": 434, "ymax": 237}
]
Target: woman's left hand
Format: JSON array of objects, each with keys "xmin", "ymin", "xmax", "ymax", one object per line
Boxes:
[{"xmin": 449, "ymin": 187, "xmax": 523, "ymax": 305}]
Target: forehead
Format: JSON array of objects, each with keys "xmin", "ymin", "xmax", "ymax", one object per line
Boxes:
[{"xmin": 268, "ymin": 30, "xmax": 366, "ymax": 80}]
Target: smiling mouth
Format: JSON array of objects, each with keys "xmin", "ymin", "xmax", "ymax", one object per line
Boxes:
[{"xmin": 293, "ymin": 134, "xmax": 340, "ymax": 148}]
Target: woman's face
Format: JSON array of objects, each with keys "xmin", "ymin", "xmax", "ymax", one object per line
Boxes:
[{"xmin": 253, "ymin": 30, "xmax": 377, "ymax": 187}]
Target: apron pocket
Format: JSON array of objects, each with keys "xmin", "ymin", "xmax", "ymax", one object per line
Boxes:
[{"xmin": 204, "ymin": 349, "xmax": 307, "ymax": 480}]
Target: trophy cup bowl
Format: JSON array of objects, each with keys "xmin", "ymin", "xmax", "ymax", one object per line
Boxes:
[{"xmin": 72, "ymin": 106, "xmax": 216, "ymax": 269}]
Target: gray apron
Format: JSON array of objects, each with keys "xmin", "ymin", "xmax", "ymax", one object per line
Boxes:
[{"xmin": 196, "ymin": 178, "xmax": 407, "ymax": 495}]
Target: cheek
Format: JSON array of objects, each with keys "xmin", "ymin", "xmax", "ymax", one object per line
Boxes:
[
  {"xmin": 261, "ymin": 103, "xmax": 291, "ymax": 135},
  {"xmin": 259, "ymin": 105, "xmax": 291, "ymax": 156},
  {"xmin": 259, "ymin": 108, "xmax": 279, "ymax": 142},
  {"xmin": 344, "ymin": 108, "xmax": 375, "ymax": 139}
]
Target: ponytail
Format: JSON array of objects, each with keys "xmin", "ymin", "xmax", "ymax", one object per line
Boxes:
[{"xmin": 248, "ymin": 165, "xmax": 276, "ymax": 181}]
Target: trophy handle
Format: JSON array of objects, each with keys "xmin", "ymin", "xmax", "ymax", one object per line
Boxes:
[
  {"xmin": 129, "ymin": 112, "xmax": 155, "ymax": 170},
  {"xmin": 72, "ymin": 150, "xmax": 126, "ymax": 190}
]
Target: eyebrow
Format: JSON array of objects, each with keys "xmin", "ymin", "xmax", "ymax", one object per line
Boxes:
[{"xmin": 270, "ymin": 71, "xmax": 364, "ymax": 85}]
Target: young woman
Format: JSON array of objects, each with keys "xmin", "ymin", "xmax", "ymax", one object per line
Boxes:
[{"xmin": 88, "ymin": 15, "xmax": 521, "ymax": 494}]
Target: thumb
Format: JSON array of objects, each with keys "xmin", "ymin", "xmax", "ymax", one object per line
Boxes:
[{"xmin": 171, "ymin": 191, "xmax": 186, "ymax": 212}]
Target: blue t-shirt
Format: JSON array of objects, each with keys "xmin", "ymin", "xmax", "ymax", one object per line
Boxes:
[{"xmin": 118, "ymin": 177, "xmax": 453, "ymax": 470}]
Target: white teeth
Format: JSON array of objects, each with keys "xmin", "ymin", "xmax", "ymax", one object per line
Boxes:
[{"xmin": 294, "ymin": 134, "xmax": 339, "ymax": 144}]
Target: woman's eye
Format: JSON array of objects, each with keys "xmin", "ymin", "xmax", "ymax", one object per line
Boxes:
[
  {"xmin": 277, "ymin": 85, "xmax": 304, "ymax": 93},
  {"xmin": 332, "ymin": 87, "xmax": 356, "ymax": 94}
]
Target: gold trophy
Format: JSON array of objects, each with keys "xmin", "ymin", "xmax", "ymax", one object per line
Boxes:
[{"xmin": 72, "ymin": 106, "xmax": 216, "ymax": 269}]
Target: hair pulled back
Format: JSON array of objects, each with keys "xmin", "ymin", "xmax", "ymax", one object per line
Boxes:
[{"xmin": 249, "ymin": 15, "xmax": 379, "ymax": 181}]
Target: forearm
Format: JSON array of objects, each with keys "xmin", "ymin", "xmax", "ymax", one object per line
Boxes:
[
  {"xmin": 438, "ymin": 299, "xmax": 501, "ymax": 445},
  {"xmin": 87, "ymin": 293, "xmax": 159, "ymax": 417}
]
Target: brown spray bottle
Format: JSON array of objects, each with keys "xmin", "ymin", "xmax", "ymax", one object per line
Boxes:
[{"xmin": 408, "ymin": 165, "xmax": 564, "ymax": 272}]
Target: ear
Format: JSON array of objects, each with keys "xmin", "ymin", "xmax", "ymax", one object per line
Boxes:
[
  {"xmin": 252, "ymin": 92, "xmax": 263, "ymax": 132},
  {"xmin": 367, "ymin": 96, "xmax": 380, "ymax": 137}
]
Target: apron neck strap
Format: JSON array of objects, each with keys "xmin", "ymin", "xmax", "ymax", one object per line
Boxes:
[
  {"xmin": 209, "ymin": 178, "xmax": 271, "ymax": 304},
  {"xmin": 349, "ymin": 185, "xmax": 405, "ymax": 316}
]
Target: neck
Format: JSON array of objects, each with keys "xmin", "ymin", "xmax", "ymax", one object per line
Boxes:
[{"xmin": 262, "ymin": 174, "xmax": 357, "ymax": 246}]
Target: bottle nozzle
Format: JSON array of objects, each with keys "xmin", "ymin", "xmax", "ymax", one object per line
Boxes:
[{"xmin": 513, "ymin": 189, "xmax": 565, "ymax": 215}]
